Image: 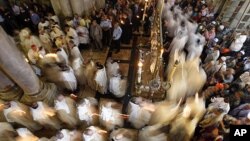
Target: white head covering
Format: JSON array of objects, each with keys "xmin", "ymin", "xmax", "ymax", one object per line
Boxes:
[
  {"xmin": 221, "ymin": 57, "xmax": 226, "ymax": 61},
  {"xmin": 214, "ymin": 38, "xmax": 219, "ymax": 43},
  {"xmin": 219, "ymin": 25, "xmax": 225, "ymax": 31}
]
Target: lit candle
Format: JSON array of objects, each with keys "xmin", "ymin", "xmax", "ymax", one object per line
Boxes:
[
  {"xmin": 160, "ymin": 48, "xmax": 164, "ymax": 59},
  {"xmin": 138, "ymin": 61, "xmax": 143, "ymax": 83}
]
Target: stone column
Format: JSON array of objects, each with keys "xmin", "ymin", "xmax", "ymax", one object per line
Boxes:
[
  {"xmin": 59, "ymin": 0, "xmax": 73, "ymax": 17},
  {"xmin": 0, "ymin": 27, "xmax": 57, "ymax": 105},
  {"xmin": 50, "ymin": 0, "xmax": 73, "ymax": 17},
  {"xmin": 70, "ymin": 0, "xmax": 84, "ymax": 16},
  {"xmin": 50, "ymin": 0, "xmax": 62, "ymax": 16},
  {"xmin": 0, "ymin": 70, "xmax": 23, "ymax": 101},
  {"xmin": 95, "ymin": 0, "xmax": 105, "ymax": 10}
]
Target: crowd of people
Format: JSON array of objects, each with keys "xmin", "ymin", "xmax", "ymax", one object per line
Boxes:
[
  {"xmin": 0, "ymin": 0, "xmax": 250, "ymax": 141},
  {"xmin": 161, "ymin": 0, "xmax": 249, "ymax": 141}
]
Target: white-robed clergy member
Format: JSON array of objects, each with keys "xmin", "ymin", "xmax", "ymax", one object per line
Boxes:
[
  {"xmin": 99, "ymin": 99, "xmax": 124, "ymax": 131},
  {"xmin": 50, "ymin": 26, "xmax": 65, "ymax": 41},
  {"xmin": 3, "ymin": 101, "xmax": 42, "ymax": 131},
  {"xmin": 39, "ymin": 29, "xmax": 53, "ymax": 53},
  {"xmin": 28, "ymin": 44, "xmax": 46, "ymax": 65},
  {"xmin": 76, "ymin": 23, "xmax": 90, "ymax": 50},
  {"xmin": 65, "ymin": 25, "xmax": 79, "ymax": 46},
  {"xmin": 30, "ymin": 101, "xmax": 62, "ymax": 130},
  {"xmin": 15, "ymin": 128, "xmax": 39, "ymax": 141},
  {"xmin": 149, "ymin": 99, "xmax": 181, "ymax": 126},
  {"xmin": 55, "ymin": 129, "xmax": 75, "ymax": 141},
  {"xmin": 56, "ymin": 48, "xmax": 69, "ymax": 65},
  {"xmin": 59, "ymin": 64, "xmax": 78, "ymax": 92},
  {"xmin": 94, "ymin": 62, "xmax": 108, "ymax": 94},
  {"xmin": 68, "ymin": 39, "xmax": 84, "ymax": 63},
  {"xmin": 41, "ymin": 54, "xmax": 77, "ymax": 92},
  {"xmin": 82, "ymin": 126, "xmax": 107, "ymax": 141},
  {"xmin": 77, "ymin": 97, "xmax": 99, "ymax": 126},
  {"xmin": 38, "ymin": 18, "xmax": 50, "ymax": 31},
  {"xmin": 229, "ymin": 34, "xmax": 247, "ymax": 52},
  {"xmin": 54, "ymin": 95, "xmax": 79, "ymax": 128},
  {"xmin": 106, "ymin": 58, "xmax": 120, "ymax": 79},
  {"xmin": 127, "ymin": 97, "xmax": 154, "ymax": 129},
  {"xmin": 84, "ymin": 60, "xmax": 97, "ymax": 90},
  {"xmin": 109, "ymin": 74, "xmax": 127, "ymax": 98},
  {"xmin": 110, "ymin": 128, "xmax": 138, "ymax": 141},
  {"xmin": 168, "ymin": 106, "xmax": 198, "ymax": 141},
  {"xmin": 138, "ymin": 124, "xmax": 167, "ymax": 141},
  {"xmin": 19, "ymin": 28, "xmax": 42, "ymax": 54},
  {"xmin": 0, "ymin": 122, "xmax": 17, "ymax": 141}
]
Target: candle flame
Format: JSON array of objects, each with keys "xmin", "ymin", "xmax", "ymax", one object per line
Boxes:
[
  {"xmin": 45, "ymin": 111, "xmax": 55, "ymax": 117},
  {"xmin": 120, "ymin": 114, "xmax": 129, "ymax": 118},
  {"xmin": 70, "ymin": 94, "xmax": 78, "ymax": 99},
  {"xmin": 97, "ymin": 129, "xmax": 108, "ymax": 134}
]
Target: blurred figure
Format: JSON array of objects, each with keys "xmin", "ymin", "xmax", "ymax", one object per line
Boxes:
[
  {"xmin": 99, "ymin": 100, "xmax": 124, "ymax": 131},
  {"xmin": 100, "ymin": 14, "xmax": 112, "ymax": 47},
  {"xmin": 54, "ymin": 95, "xmax": 79, "ymax": 128},
  {"xmin": 19, "ymin": 28, "xmax": 42, "ymax": 55},
  {"xmin": 38, "ymin": 17, "xmax": 49, "ymax": 31},
  {"xmin": 15, "ymin": 128, "xmax": 39, "ymax": 141},
  {"xmin": 3, "ymin": 101, "xmax": 42, "ymax": 131},
  {"xmin": 29, "ymin": 10, "xmax": 40, "ymax": 32},
  {"xmin": 90, "ymin": 20, "xmax": 103, "ymax": 50},
  {"xmin": 65, "ymin": 25, "xmax": 79, "ymax": 46},
  {"xmin": 127, "ymin": 97, "xmax": 153, "ymax": 129},
  {"xmin": 149, "ymin": 99, "xmax": 181, "ymax": 126},
  {"xmin": 110, "ymin": 128, "xmax": 138, "ymax": 141},
  {"xmin": 94, "ymin": 62, "xmax": 108, "ymax": 94},
  {"xmin": 77, "ymin": 97, "xmax": 99, "ymax": 126},
  {"xmin": 30, "ymin": 101, "xmax": 62, "ymax": 130},
  {"xmin": 76, "ymin": 22, "xmax": 90, "ymax": 50},
  {"xmin": 109, "ymin": 74, "xmax": 127, "ymax": 98},
  {"xmin": 39, "ymin": 29, "xmax": 53, "ymax": 53},
  {"xmin": 111, "ymin": 22, "xmax": 122, "ymax": 53},
  {"xmin": 27, "ymin": 44, "xmax": 46, "ymax": 65},
  {"xmin": 106, "ymin": 58, "xmax": 120, "ymax": 79},
  {"xmin": 0, "ymin": 122, "xmax": 16, "ymax": 141},
  {"xmin": 82, "ymin": 126, "xmax": 107, "ymax": 141},
  {"xmin": 138, "ymin": 124, "xmax": 167, "ymax": 141}
]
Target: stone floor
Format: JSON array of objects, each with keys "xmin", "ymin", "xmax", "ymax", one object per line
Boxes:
[{"xmin": 81, "ymin": 47, "xmax": 110, "ymax": 65}]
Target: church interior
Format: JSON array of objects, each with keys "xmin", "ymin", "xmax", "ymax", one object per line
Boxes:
[{"xmin": 0, "ymin": 0, "xmax": 250, "ymax": 140}]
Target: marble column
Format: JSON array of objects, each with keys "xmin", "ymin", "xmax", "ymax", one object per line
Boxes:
[
  {"xmin": 0, "ymin": 70, "xmax": 23, "ymax": 101},
  {"xmin": 0, "ymin": 27, "xmax": 57, "ymax": 105}
]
